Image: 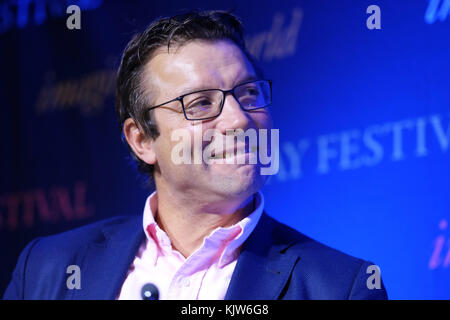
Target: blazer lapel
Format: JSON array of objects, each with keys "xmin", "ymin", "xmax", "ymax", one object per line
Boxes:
[
  {"xmin": 71, "ymin": 216, "xmax": 145, "ymax": 300},
  {"xmin": 68, "ymin": 213, "xmax": 299, "ymax": 300},
  {"xmin": 225, "ymin": 212, "xmax": 300, "ymax": 300}
]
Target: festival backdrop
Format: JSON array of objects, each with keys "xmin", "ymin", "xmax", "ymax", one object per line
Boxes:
[{"xmin": 1, "ymin": 0, "xmax": 449, "ymax": 299}]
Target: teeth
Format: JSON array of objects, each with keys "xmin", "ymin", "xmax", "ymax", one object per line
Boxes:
[{"xmin": 209, "ymin": 148, "xmax": 251, "ymax": 159}]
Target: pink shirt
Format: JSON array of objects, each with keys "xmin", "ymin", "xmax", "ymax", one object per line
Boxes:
[{"xmin": 117, "ymin": 191, "xmax": 264, "ymax": 300}]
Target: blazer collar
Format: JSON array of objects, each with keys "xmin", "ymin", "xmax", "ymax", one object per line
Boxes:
[
  {"xmin": 71, "ymin": 215, "xmax": 145, "ymax": 300},
  {"xmin": 225, "ymin": 212, "xmax": 301, "ymax": 300}
]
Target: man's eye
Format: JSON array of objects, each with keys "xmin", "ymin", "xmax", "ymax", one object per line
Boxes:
[
  {"xmin": 238, "ymin": 86, "xmax": 260, "ymax": 97},
  {"xmin": 186, "ymin": 99, "xmax": 213, "ymax": 112},
  {"xmin": 246, "ymin": 87, "xmax": 260, "ymax": 95}
]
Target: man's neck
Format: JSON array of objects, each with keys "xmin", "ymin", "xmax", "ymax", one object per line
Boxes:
[{"xmin": 153, "ymin": 186, "xmax": 256, "ymax": 259}]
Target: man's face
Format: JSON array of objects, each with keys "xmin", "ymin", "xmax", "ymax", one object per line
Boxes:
[{"xmin": 143, "ymin": 39, "xmax": 272, "ymax": 205}]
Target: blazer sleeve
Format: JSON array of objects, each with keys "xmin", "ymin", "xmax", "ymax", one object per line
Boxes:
[
  {"xmin": 347, "ymin": 260, "xmax": 388, "ymax": 300},
  {"xmin": 2, "ymin": 238, "xmax": 42, "ymax": 300}
]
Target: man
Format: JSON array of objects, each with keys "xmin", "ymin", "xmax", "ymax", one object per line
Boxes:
[{"xmin": 3, "ymin": 10, "xmax": 387, "ymax": 300}]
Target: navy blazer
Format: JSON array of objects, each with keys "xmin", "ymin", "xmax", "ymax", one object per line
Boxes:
[{"xmin": 3, "ymin": 212, "xmax": 387, "ymax": 300}]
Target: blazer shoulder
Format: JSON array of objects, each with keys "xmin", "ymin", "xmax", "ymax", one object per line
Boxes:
[
  {"xmin": 15, "ymin": 215, "xmax": 140, "ymax": 273},
  {"xmin": 267, "ymin": 214, "xmax": 364, "ymax": 266},
  {"xmin": 3, "ymin": 215, "xmax": 142, "ymax": 300},
  {"xmin": 33, "ymin": 215, "xmax": 141, "ymax": 253},
  {"xmin": 265, "ymin": 214, "xmax": 387, "ymax": 299}
]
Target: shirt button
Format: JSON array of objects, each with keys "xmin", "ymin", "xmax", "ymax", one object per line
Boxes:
[{"xmin": 181, "ymin": 278, "xmax": 190, "ymax": 287}]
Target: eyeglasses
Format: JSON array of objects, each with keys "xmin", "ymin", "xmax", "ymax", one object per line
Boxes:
[{"xmin": 145, "ymin": 79, "xmax": 272, "ymax": 121}]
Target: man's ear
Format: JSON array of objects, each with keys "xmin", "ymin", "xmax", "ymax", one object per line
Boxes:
[{"xmin": 123, "ymin": 118, "xmax": 156, "ymax": 165}]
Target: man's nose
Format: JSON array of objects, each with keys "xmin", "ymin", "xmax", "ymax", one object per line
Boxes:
[{"xmin": 215, "ymin": 93, "xmax": 251, "ymax": 133}]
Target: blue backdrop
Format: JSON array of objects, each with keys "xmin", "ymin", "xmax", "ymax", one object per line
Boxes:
[{"xmin": 1, "ymin": 0, "xmax": 449, "ymax": 299}]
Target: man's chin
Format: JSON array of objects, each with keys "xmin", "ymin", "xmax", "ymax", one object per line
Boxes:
[{"xmin": 209, "ymin": 169, "xmax": 266, "ymax": 198}]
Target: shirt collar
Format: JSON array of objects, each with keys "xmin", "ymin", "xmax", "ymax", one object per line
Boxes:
[{"xmin": 142, "ymin": 191, "xmax": 265, "ymax": 267}]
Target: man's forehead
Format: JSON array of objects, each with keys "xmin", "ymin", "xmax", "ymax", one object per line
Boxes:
[{"xmin": 145, "ymin": 39, "xmax": 255, "ymax": 95}]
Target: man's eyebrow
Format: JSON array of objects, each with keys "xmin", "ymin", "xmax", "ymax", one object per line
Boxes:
[
  {"xmin": 178, "ymin": 74, "xmax": 259, "ymax": 96},
  {"xmin": 177, "ymin": 84, "xmax": 213, "ymax": 96}
]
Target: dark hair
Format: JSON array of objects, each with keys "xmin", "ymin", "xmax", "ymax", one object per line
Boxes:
[{"xmin": 115, "ymin": 9, "xmax": 263, "ymax": 182}]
